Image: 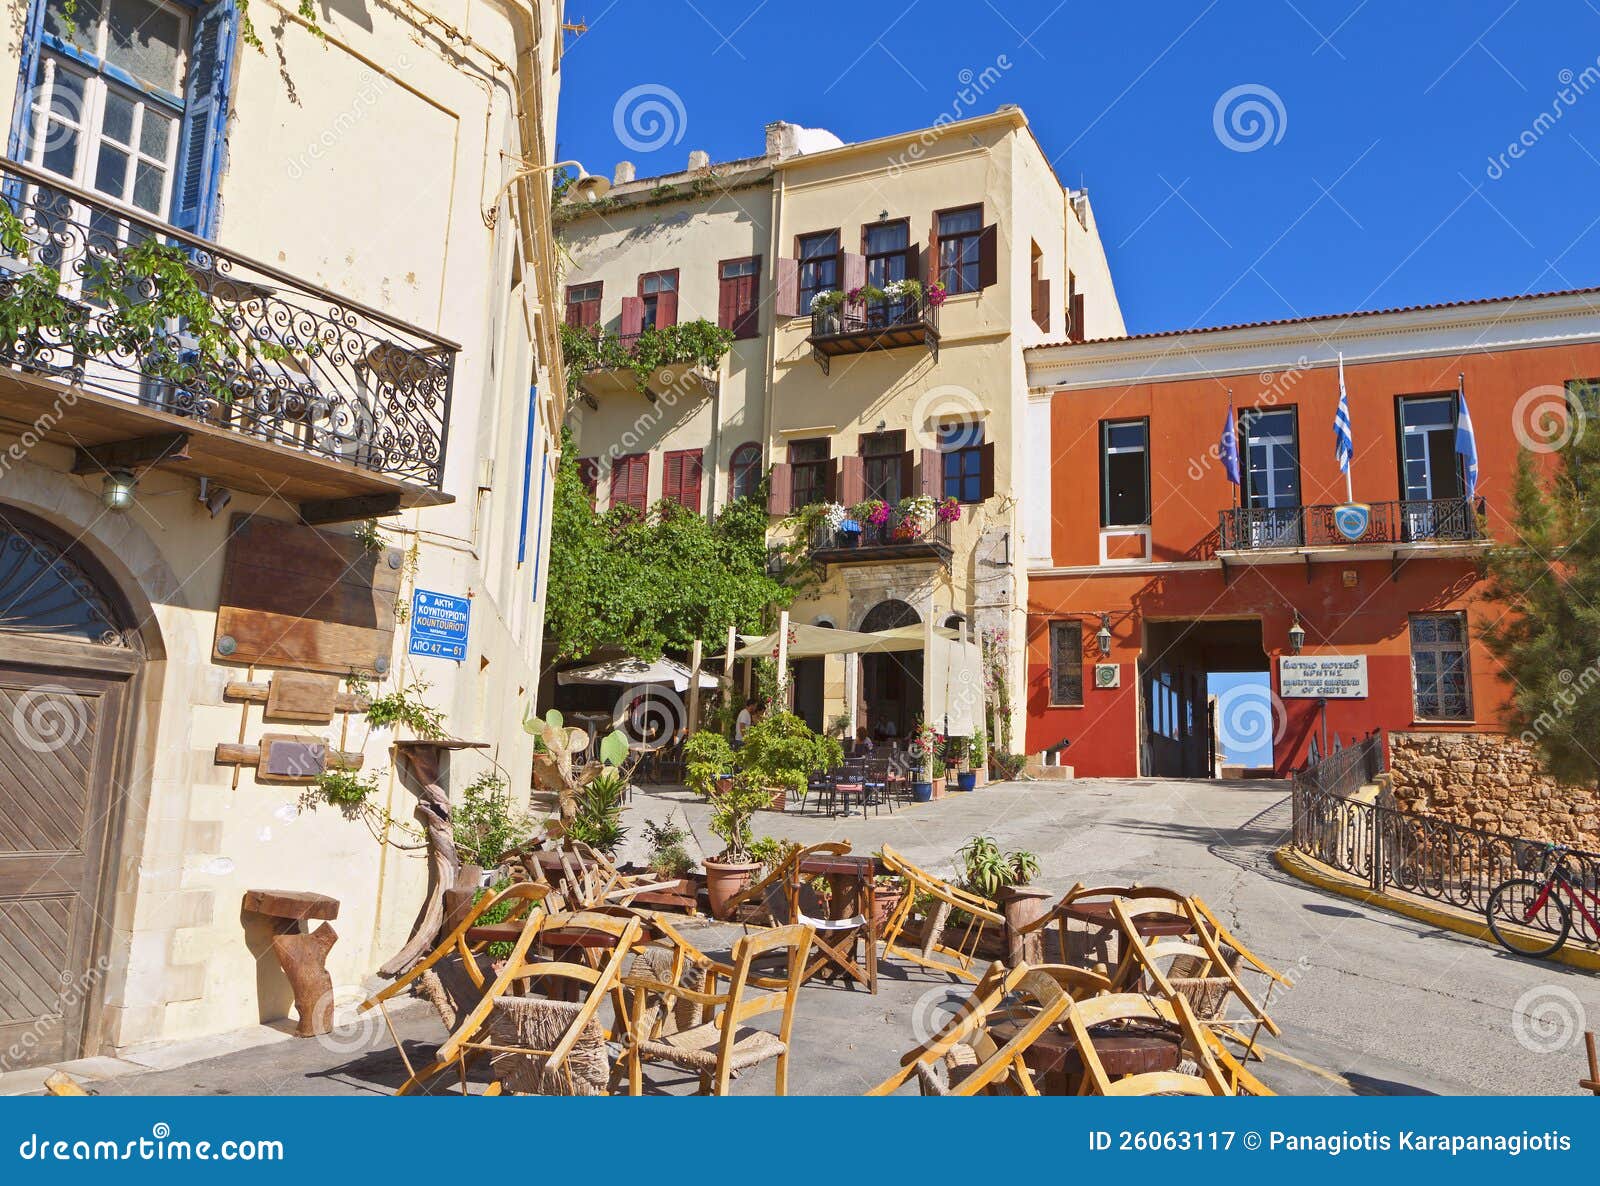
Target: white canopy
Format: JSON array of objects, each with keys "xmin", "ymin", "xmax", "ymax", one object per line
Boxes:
[
  {"xmin": 729, "ymin": 621, "xmax": 962, "ymax": 660},
  {"xmin": 557, "ymin": 656, "xmax": 720, "ymax": 692}
]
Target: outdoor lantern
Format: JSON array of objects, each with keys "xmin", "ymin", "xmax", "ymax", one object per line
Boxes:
[
  {"xmin": 101, "ymin": 469, "xmax": 137, "ymax": 513},
  {"xmin": 1096, "ymin": 613, "xmax": 1113, "ymax": 657},
  {"xmin": 1288, "ymin": 614, "xmax": 1306, "ymax": 655}
]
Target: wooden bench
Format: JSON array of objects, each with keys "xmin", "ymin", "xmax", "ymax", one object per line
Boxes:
[{"xmin": 243, "ymin": 889, "xmax": 340, "ymax": 1037}]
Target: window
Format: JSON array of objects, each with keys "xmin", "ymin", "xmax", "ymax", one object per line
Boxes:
[
  {"xmin": 788, "ymin": 438, "xmax": 830, "ymax": 509},
  {"xmin": 728, "ymin": 442, "xmax": 762, "ymax": 502},
  {"xmin": 936, "ymin": 205, "xmax": 983, "ymax": 294},
  {"xmin": 1049, "ymin": 621, "xmax": 1084, "ymax": 706},
  {"xmin": 797, "ymin": 230, "xmax": 839, "ymax": 312},
  {"xmin": 940, "ymin": 420, "xmax": 987, "ymax": 503},
  {"xmin": 1100, "ymin": 419, "xmax": 1149, "ymax": 526},
  {"xmin": 17, "ymin": 0, "xmax": 235, "ymax": 236},
  {"xmin": 717, "ymin": 257, "xmax": 759, "ymax": 338},
  {"xmin": 1398, "ymin": 395, "xmax": 1463, "ymax": 503},
  {"xmin": 864, "ymin": 220, "xmax": 910, "ymax": 288},
  {"xmin": 1241, "ymin": 408, "xmax": 1300, "ymax": 509},
  {"xmin": 609, "ymin": 453, "xmax": 648, "ymax": 513},
  {"xmin": 861, "ymin": 430, "xmax": 907, "ymax": 503},
  {"xmin": 662, "ymin": 449, "xmax": 703, "ymax": 513},
  {"xmin": 1410, "ymin": 612, "xmax": 1472, "ymax": 721},
  {"xmin": 565, "ymin": 282, "xmax": 601, "ymax": 328},
  {"xmin": 638, "ymin": 270, "xmax": 677, "ymax": 331},
  {"xmin": 1568, "ymin": 377, "xmax": 1600, "ymax": 419}
]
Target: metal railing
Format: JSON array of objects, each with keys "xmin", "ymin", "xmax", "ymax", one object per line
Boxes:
[
  {"xmin": 0, "ymin": 158, "xmax": 455, "ymax": 487},
  {"xmin": 1293, "ymin": 730, "xmax": 1386, "ymax": 799},
  {"xmin": 1290, "ymin": 749, "xmax": 1600, "ymax": 946},
  {"xmin": 809, "ymin": 293, "xmax": 939, "ymax": 339},
  {"xmin": 1219, "ymin": 496, "xmax": 1487, "ymax": 551},
  {"xmin": 810, "ymin": 511, "xmax": 952, "ymax": 554}
]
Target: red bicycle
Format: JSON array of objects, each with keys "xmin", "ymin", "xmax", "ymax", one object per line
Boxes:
[{"xmin": 1485, "ymin": 844, "xmax": 1600, "ymax": 958}]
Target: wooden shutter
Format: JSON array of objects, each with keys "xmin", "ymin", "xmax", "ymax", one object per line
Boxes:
[
  {"xmin": 978, "ymin": 223, "xmax": 999, "ymax": 290},
  {"xmin": 578, "ymin": 457, "xmax": 600, "ymax": 497},
  {"xmin": 928, "ymin": 215, "xmax": 940, "ymax": 287},
  {"xmin": 843, "ymin": 252, "xmax": 866, "ymax": 295},
  {"xmin": 839, "ymin": 456, "xmax": 865, "ymax": 505},
  {"xmin": 669, "ymin": 449, "xmax": 702, "ymax": 512},
  {"xmin": 978, "ymin": 442, "xmax": 996, "ymax": 501},
  {"xmin": 774, "ymin": 257, "xmax": 800, "ymax": 317},
  {"xmin": 663, "ymin": 451, "xmax": 683, "ymax": 506},
  {"xmin": 655, "ymin": 289, "xmax": 678, "ymax": 330},
  {"xmin": 172, "ymin": 3, "xmax": 239, "ymax": 235},
  {"xmin": 1069, "ymin": 292, "xmax": 1086, "ymax": 342},
  {"xmin": 717, "ymin": 271, "xmax": 735, "ymax": 330},
  {"xmin": 620, "ymin": 296, "xmax": 645, "ymax": 338},
  {"xmin": 1031, "ymin": 277, "xmax": 1050, "ymax": 332},
  {"xmin": 821, "ymin": 459, "xmax": 838, "ymax": 502},
  {"xmin": 612, "ymin": 454, "xmax": 647, "ymax": 512},
  {"xmin": 918, "ymin": 449, "xmax": 941, "ymax": 497},
  {"xmin": 897, "ymin": 449, "xmax": 915, "ymax": 498},
  {"xmin": 767, "ymin": 463, "xmax": 793, "ymax": 515}
]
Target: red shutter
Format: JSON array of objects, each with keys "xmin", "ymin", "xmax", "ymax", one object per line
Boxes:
[
  {"xmin": 774, "ymin": 257, "xmax": 800, "ymax": 317},
  {"xmin": 610, "ymin": 453, "xmax": 648, "ymax": 512},
  {"xmin": 767, "ymin": 463, "xmax": 793, "ymax": 515},
  {"xmin": 897, "ymin": 449, "xmax": 914, "ymax": 497},
  {"xmin": 928, "ymin": 215, "xmax": 940, "ymax": 287},
  {"xmin": 655, "ymin": 289, "xmax": 678, "ymax": 330},
  {"xmin": 843, "ymin": 252, "xmax": 866, "ymax": 296},
  {"xmin": 978, "ymin": 442, "xmax": 996, "ymax": 501},
  {"xmin": 978, "ymin": 223, "xmax": 999, "ymax": 290},
  {"xmin": 735, "ymin": 270, "xmax": 758, "ymax": 337},
  {"xmin": 918, "ymin": 448, "xmax": 940, "ymax": 497},
  {"xmin": 620, "ymin": 296, "xmax": 645, "ymax": 338},
  {"xmin": 839, "ymin": 455, "xmax": 865, "ymax": 505},
  {"xmin": 664, "ymin": 448, "xmax": 702, "ymax": 512},
  {"xmin": 717, "ymin": 271, "xmax": 735, "ymax": 330},
  {"xmin": 662, "ymin": 451, "xmax": 683, "ymax": 506}
]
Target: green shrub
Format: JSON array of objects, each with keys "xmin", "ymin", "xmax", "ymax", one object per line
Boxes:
[
  {"xmin": 567, "ymin": 771, "xmax": 627, "ymax": 855},
  {"xmin": 452, "ymin": 772, "xmax": 536, "ymax": 866}
]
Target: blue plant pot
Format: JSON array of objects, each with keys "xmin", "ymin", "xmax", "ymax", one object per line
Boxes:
[
  {"xmin": 911, "ymin": 780, "xmax": 934, "ymax": 803},
  {"xmin": 956, "ymin": 771, "xmax": 977, "ymax": 791}
]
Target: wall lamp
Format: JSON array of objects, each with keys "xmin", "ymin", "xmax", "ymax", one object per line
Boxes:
[
  {"xmin": 1095, "ymin": 612, "xmax": 1113, "ymax": 657},
  {"xmin": 1288, "ymin": 614, "xmax": 1307, "ymax": 655},
  {"xmin": 101, "ymin": 469, "xmax": 138, "ymax": 513},
  {"xmin": 484, "ymin": 159, "xmax": 609, "ymax": 226}
]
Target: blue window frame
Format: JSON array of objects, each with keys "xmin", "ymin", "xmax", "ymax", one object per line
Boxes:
[
  {"xmin": 940, "ymin": 419, "xmax": 985, "ymax": 503},
  {"xmin": 8, "ymin": 0, "xmax": 237, "ymax": 236}
]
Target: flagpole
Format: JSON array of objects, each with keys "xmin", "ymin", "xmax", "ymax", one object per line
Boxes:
[{"xmin": 1340, "ymin": 353, "xmax": 1353, "ymax": 504}]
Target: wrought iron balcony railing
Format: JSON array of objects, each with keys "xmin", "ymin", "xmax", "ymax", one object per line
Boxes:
[
  {"xmin": 809, "ymin": 511, "xmax": 952, "ymax": 562},
  {"xmin": 1218, "ymin": 496, "xmax": 1487, "ymax": 552},
  {"xmin": 0, "ymin": 157, "xmax": 455, "ymax": 488},
  {"xmin": 807, "ymin": 294, "xmax": 939, "ymax": 374}
]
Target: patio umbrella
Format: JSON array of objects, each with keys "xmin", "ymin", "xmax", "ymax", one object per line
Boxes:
[{"xmin": 556, "ymin": 655, "xmax": 720, "ymax": 692}]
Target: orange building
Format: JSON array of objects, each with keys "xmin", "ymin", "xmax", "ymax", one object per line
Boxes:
[{"xmin": 1021, "ymin": 289, "xmax": 1600, "ymax": 778}]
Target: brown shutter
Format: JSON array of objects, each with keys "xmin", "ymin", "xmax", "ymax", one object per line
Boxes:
[
  {"xmin": 767, "ymin": 463, "xmax": 792, "ymax": 515},
  {"xmin": 918, "ymin": 448, "xmax": 940, "ymax": 497},
  {"xmin": 978, "ymin": 441, "xmax": 996, "ymax": 501},
  {"xmin": 1069, "ymin": 292, "xmax": 1086, "ymax": 342},
  {"xmin": 928, "ymin": 214, "xmax": 940, "ymax": 287},
  {"xmin": 620, "ymin": 296, "xmax": 644, "ymax": 338},
  {"xmin": 682, "ymin": 449, "xmax": 703, "ymax": 512},
  {"xmin": 774, "ymin": 257, "xmax": 800, "ymax": 317},
  {"xmin": 978, "ymin": 223, "xmax": 999, "ymax": 290},
  {"xmin": 656, "ymin": 289, "xmax": 678, "ymax": 330},
  {"xmin": 897, "ymin": 449, "xmax": 914, "ymax": 498},
  {"xmin": 1032, "ymin": 277, "xmax": 1050, "ymax": 332},
  {"xmin": 839, "ymin": 455, "xmax": 865, "ymax": 505},
  {"xmin": 717, "ymin": 269, "xmax": 735, "ymax": 330},
  {"xmin": 822, "ymin": 458, "xmax": 838, "ymax": 502},
  {"xmin": 843, "ymin": 252, "xmax": 866, "ymax": 295}
]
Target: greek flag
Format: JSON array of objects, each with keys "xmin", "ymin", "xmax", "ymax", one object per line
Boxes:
[
  {"xmin": 1334, "ymin": 353, "xmax": 1353, "ymax": 474},
  {"xmin": 1220, "ymin": 402, "xmax": 1240, "ymax": 485},
  {"xmin": 1456, "ymin": 377, "xmax": 1478, "ymax": 496}
]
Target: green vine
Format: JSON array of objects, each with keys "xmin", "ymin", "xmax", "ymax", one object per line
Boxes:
[{"xmin": 558, "ymin": 319, "xmax": 734, "ymax": 395}]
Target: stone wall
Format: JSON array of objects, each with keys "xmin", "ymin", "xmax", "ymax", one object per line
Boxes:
[{"xmin": 1389, "ymin": 731, "xmax": 1600, "ymax": 849}]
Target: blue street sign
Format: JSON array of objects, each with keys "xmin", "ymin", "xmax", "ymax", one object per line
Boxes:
[{"xmin": 408, "ymin": 589, "xmax": 471, "ymax": 661}]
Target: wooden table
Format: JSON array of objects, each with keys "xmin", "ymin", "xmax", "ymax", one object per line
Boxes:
[
  {"xmin": 990, "ymin": 1018, "xmax": 1183, "ymax": 1094},
  {"xmin": 1055, "ymin": 900, "xmax": 1191, "ymax": 971},
  {"xmin": 242, "ymin": 889, "xmax": 340, "ymax": 1037},
  {"xmin": 796, "ymin": 853, "xmax": 878, "ymax": 993}
]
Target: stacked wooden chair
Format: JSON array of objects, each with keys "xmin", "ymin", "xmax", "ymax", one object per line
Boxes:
[
  {"xmin": 878, "ymin": 844, "xmax": 1005, "ymax": 982},
  {"xmin": 723, "ymin": 840, "xmax": 875, "ymax": 990}
]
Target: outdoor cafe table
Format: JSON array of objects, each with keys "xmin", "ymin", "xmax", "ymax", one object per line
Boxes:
[
  {"xmin": 1054, "ymin": 900, "xmax": 1191, "ymax": 970},
  {"xmin": 796, "ymin": 852, "xmax": 879, "ymax": 993},
  {"xmin": 988, "ymin": 1016, "xmax": 1184, "ymax": 1094}
]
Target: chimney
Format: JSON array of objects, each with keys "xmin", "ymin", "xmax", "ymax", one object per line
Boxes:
[
  {"xmin": 765, "ymin": 121, "xmax": 795, "ymax": 160},
  {"xmin": 613, "ymin": 161, "xmax": 635, "ymax": 185},
  {"xmin": 687, "ymin": 149, "xmax": 710, "ymax": 171}
]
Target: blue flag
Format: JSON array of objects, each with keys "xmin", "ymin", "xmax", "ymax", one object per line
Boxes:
[
  {"xmin": 1334, "ymin": 354, "xmax": 1354, "ymax": 474},
  {"xmin": 1220, "ymin": 403, "xmax": 1241, "ymax": 485},
  {"xmin": 1455, "ymin": 382, "xmax": 1478, "ymax": 496}
]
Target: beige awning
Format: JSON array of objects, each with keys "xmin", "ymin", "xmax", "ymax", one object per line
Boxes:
[{"xmin": 729, "ymin": 621, "xmax": 962, "ymax": 658}]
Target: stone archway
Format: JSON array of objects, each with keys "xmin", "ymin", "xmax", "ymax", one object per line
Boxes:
[{"xmin": 859, "ymin": 598, "xmax": 922, "ymax": 741}]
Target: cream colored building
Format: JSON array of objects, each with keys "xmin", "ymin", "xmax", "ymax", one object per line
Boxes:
[
  {"xmin": 559, "ymin": 107, "xmax": 1122, "ymax": 751},
  {"xmin": 0, "ymin": 0, "xmax": 569, "ymax": 1067}
]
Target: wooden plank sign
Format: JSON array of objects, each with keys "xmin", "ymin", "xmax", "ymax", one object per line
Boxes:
[
  {"xmin": 263, "ymin": 672, "xmax": 342, "ymax": 723},
  {"xmin": 214, "ymin": 735, "xmax": 364, "ymax": 784},
  {"xmin": 213, "ymin": 514, "xmax": 402, "ymax": 676}
]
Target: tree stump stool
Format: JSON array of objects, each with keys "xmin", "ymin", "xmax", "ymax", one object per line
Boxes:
[{"xmin": 243, "ymin": 889, "xmax": 341, "ymax": 1037}]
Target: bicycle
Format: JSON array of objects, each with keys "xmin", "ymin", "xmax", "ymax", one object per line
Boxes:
[{"xmin": 1485, "ymin": 844, "xmax": 1600, "ymax": 958}]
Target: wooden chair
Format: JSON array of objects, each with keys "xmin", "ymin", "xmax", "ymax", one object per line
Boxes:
[
  {"xmin": 621, "ymin": 923, "xmax": 815, "ymax": 1095},
  {"xmin": 726, "ymin": 841, "xmax": 876, "ymax": 991},
  {"xmin": 1108, "ymin": 897, "xmax": 1282, "ymax": 1051},
  {"xmin": 357, "ymin": 882, "xmax": 551, "ymax": 1095},
  {"xmin": 869, "ymin": 962, "xmax": 1113, "ymax": 1096},
  {"xmin": 1063, "ymin": 991, "xmax": 1244, "ymax": 1096},
  {"xmin": 434, "ymin": 910, "xmax": 646, "ymax": 1095},
  {"xmin": 878, "ymin": 844, "xmax": 1004, "ymax": 982}
]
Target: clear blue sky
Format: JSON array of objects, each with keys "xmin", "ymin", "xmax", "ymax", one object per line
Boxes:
[{"xmin": 555, "ymin": 1, "xmax": 1600, "ymax": 335}]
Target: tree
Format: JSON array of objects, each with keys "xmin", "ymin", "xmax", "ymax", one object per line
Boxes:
[
  {"xmin": 543, "ymin": 430, "xmax": 790, "ymax": 669},
  {"xmin": 1481, "ymin": 420, "xmax": 1600, "ymax": 787}
]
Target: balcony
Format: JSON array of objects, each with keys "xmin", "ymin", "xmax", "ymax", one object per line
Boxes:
[
  {"xmin": 1217, "ymin": 497, "xmax": 1488, "ymax": 573},
  {"xmin": 0, "ymin": 159, "xmax": 454, "ymax": 524},
  {"xmin": 809, "ymin": 511, "xmax": 952, "ymax": 566},
  {"xmin": 807, "ymin": 295, "xmax": 939, "ymax": 375},
  {"xmin": 560, "ymin": 321, "xmax": 726, "ymax": 407}
]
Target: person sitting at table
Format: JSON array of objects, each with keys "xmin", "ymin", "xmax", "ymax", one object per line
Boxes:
[
  {"xmin": 733, "ymin": 697, "xmax": 756, "ymax": 749},
  {"xmin": 853, "ymin": 726, "xmax": 875, "ymax": 755}
]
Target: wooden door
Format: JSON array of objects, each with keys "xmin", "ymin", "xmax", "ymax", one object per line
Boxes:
[{"xmin": 0, "ymin": 661, "xmax": 128, "ymax": 1066}]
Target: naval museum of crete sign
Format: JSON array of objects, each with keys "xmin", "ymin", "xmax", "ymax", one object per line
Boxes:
[{"xmin": 1279, "ymin": 655, "xmax": 1369, "ymax": 699}]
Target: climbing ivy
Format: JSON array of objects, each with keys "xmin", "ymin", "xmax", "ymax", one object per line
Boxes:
[{"xmin": 558, "ymin": 319, "xmax": 735, "ymax": 396}]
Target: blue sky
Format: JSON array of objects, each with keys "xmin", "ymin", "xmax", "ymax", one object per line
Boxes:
[{"xmin": 555, "ymin": 1, "xmax": 1600, "ymax": 335}]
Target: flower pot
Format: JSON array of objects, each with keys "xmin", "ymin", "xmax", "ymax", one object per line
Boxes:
[
  {"xmin": 974, "ymin": 766, "xmax": 988, "ymax": 788},
  {"xmin": 956, "ymin": 771, "xmax": 977, "ymax": 792},
  {"xmin": 911, "ymin": 780, "xmax": 934, "ymax": 803},
  {"xmin": 873, "ymin": 885, "xmax": 906, "ymax": 931},
  {"xmin": 931, "ymin": 776, "xmax": 947, "ymax": 800},
  {"xmin": 762, "ymin": 786, "xmax": 789, "ymax": 812},
  {"xmin": 704, "ymin": 859, "xmax": 762, "ymax": 920}
]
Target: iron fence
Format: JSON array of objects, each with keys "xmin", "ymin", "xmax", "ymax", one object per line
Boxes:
[{"xmin": 1219, "ymin": 496, "xmax": 1487, "ymax": 551}]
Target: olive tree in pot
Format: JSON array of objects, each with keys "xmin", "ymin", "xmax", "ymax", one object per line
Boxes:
[
  {"xmin": 684, "ymin": 730, "xmax": 758, "ymax": 917},
  {"xmin": 738, "ymin": 711, "xmax": 843, "ymax": 813}
]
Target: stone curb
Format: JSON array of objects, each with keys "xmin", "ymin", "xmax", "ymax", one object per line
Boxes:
[{"xmin": 1273, "ymin": 845, "xmax": 1600, "ymax": 974}]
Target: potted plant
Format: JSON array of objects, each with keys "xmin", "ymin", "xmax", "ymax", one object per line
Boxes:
[
  {"xmin": 951, "ymin": 736, "xmax": 977, "ymax": 792},
  {"xmin": 700, "ymin": 774, "xmax": 773, "ymax": 919},
  {"xmin": 907, "ymin": 719, "xmax": 937, "ymax": 802},
  {"xmin": 809, "ymin": 289, "xmax": 844, "ymax": 313},
  {"xmin": 639, "ymin": 817, "xmax": 700, "ymax": 913},
  {"xmin": 740, "ymin": 710, "xmax": 842, "ymax": 812},
  {"xmin": 956, "ymin": 836, "xmax": 1040, "ymax": 898},
  {"xmin": 931, "ymin": 751, "xmax": 947, "ymax": 799},
  {"xmin": 971, "ymin": 726, "xmax": 989, "ymax": 787}
]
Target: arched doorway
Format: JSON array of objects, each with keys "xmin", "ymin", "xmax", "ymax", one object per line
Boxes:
[
  {"xmin": 859, "ymin": 598, "xmax": 921, "ymax": 742},
  {"xmin": 0, "ymin": 504, "xmax": 144, "ymax": 1067}
]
